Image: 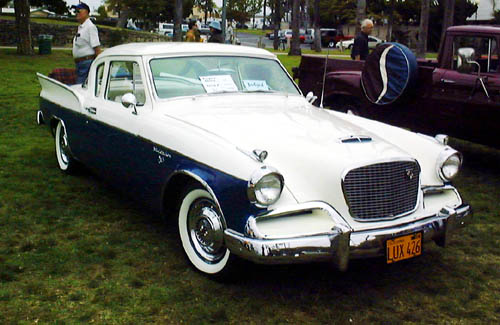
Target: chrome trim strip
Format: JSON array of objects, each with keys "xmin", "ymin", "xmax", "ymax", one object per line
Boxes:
[
  {"xmin": 223, "ymin": 202, "xmax": 472, "ymax": 270},
  {"xmin": 422, "ymin": 184, "xmax": 463, "ymax": 209},
  {"xmin": 245, "ymin": 201, "xmax": 352, "ymax": 239}
]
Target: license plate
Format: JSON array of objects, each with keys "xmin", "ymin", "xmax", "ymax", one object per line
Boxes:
[{"xmin": 386, "ymin": 232, "xmax": 422, "ymax": 264}]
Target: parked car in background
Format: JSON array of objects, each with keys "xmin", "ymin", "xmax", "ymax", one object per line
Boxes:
[
  {"xmin": 337, "ymin": 36, "xmax": 384, "ymax": 49},
  {"xmin": 158, "ymin": 23, "xmax": 188, "ymax": 37},
  {"xmin": 320, "ymin": 28, "xmax": 353, "ymax": 47},
  {"xmin": 300, "ymin": 29, "xmax": 314, "ymax": 44},
  {"xmin": 158, "ymin": 22, "xmax": 173, "ymax": 36},
  {"xmin": 37, "ymin": 43, "xmax": 471, "ymax": 276},
  {"xmin": 199, "ymin": 23, "xmax": 210, "ymax": 36}
]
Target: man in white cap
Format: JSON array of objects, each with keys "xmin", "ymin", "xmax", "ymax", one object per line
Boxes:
[{"xmin": 72, "ymin": 2, "xmax": 101, "ymax": 84}]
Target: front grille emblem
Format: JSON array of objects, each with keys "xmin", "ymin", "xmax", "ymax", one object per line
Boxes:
[{"xmin": 406, "ymin": 169, "xmax": 415, "ymax": 180}]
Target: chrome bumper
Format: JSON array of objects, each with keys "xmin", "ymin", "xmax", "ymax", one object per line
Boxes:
[{"xmin": 224, "ymin": 203, "xmax": 472, "ymax": 271}]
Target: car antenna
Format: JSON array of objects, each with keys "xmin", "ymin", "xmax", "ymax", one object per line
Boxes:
[{"xmin": 319, "ymin": 44, "xmax": 331, "ymax": 108}]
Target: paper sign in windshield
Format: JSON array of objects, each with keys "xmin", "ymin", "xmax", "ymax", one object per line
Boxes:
[
  {"xmin": 199, "ymin": 75, "xmax": 238, "ymax": 93},
  {"xmin": 243, "ymin": 80, "xmax": 270, "ymax": 91}
]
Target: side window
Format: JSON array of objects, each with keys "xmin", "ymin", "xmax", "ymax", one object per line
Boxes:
[
  {"xmin": 453, "ymin": 36, "xmax": 498, "ymax": 73},
  {"xmin": 95, "ymin": 63, "xmax": 105, "ymax": 97},
  {"xmin": 106, "ymin": 61, "xmax": 146, "ymax": 105}
]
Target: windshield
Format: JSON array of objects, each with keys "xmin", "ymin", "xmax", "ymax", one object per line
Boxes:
[{"xmin": 149, "ymin": 56, "xmax": 300, "ymax": 99}]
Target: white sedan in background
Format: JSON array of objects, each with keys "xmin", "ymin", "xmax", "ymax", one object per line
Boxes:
[{"xmin": 337, "ymin": 36, "xmax": 385, "ymax": 49}]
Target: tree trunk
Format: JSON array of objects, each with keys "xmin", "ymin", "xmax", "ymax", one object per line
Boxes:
[
  {"xmin": 289, "ymin": 0, "xmax": 301, "ymax": 55},
  {"xmin": 273, "ymin": 0, "xmax": 280, "ymax": 50},
  {"xmin": 313, "ymin": 0, "xmax": 321, "ymax": 52},
  {"xmin": 417, "ymin": 0, "xmax": 430, "ymax": 58},
  {"xmin": 386, "ymin": 0, "xmax": 394, "ymax": 43},
  {"xmin": 303, "ymin": 0, "xmax": 310, "ymax": 29},
  {"xmin": 438, "ymin": 0, "xmax": 455, "ymax": 55},
  {"xmin": 355, "ymin": 0, "xmax": 366, "ymax": 35},
  {"xmin": 14, "ymin": 0, "xmax": 33, "ymax": 55},
  {"xmin": 174, "ymin": 0, "xmax": 183, "ymax": 42},
  {"xmin": 262, "ymin": 0, "xmax": 267, "ymax": 30}
]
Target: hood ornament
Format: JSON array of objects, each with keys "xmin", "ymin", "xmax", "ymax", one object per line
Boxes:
[{"xmin": 252, "ymin": 149, "xmax": 268, "ymax": 162}]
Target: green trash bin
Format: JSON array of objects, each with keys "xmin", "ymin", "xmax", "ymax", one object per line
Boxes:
[{"xmin": 38, "ymin": 34, "xmax": 53, "ymax": 55}]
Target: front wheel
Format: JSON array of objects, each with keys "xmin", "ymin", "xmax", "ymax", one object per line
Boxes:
[
  {"xmin": 178, "ymin": 186, "xmax": 231, "ymax": 275},
  {"xmin": 55, "ymin": 120, "xmax": 78, "ymax": 173}
]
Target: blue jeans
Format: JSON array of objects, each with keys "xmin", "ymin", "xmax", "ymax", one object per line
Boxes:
[{"xmin": 76, "ymin": 59, "xmax": 93, "ymax": 84}]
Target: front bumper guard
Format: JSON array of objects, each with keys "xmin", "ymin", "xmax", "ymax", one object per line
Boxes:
[{"xmin": 224, "ymin": 203, "xmax": 472, "ymax": 271}]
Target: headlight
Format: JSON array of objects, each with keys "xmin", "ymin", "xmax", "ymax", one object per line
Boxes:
[
  {"xmin": 247, "ymin": 166, "xmax": 284, "ymax": 206},
  {"xmin": 437, "ymin": 149, "xmax": 462, "ymax": 181}
]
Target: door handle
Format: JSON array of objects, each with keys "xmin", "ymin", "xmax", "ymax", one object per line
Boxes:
[
  {"xmin": 85, "ymin": 107, "xmax": 97, "ymax": 114},
  {"xmin": 440, "ymin": 79, "xmax": 456, "ymax": 84}
]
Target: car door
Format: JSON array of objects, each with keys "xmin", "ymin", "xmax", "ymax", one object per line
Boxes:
[
  {"xmin": 434, "ymin": 35, "xmax": 500, "ymax": 145},
  {"xmin": 84, "ymin": 58, "xmax": 152, "ymax": 186}
]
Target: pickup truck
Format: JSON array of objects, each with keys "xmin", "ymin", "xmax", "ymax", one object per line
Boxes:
[{"xmin": 294, "ymin": 25, "xmax": 500, "ymax": 148}]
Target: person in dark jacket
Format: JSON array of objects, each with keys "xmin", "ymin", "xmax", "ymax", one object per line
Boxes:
[
  {"xmin": 351, "ymin": 19, "xmax": 374, "ymax": 61},
  {"xmin": 208, "ymin": 21, "xmax": 224, "ymax": 43}
]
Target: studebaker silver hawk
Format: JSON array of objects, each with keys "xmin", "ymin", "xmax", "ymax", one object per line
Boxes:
[{"xmin": 37, "ymin": 43, "xmax": 471, "ymax": 275}]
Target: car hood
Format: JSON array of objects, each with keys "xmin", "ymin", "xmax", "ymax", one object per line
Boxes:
[{"xmin": 158, "ymin": 94, "xmax": 413, "ymax": 214}]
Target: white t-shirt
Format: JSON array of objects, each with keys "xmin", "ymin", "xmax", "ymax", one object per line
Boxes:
[{"xmin": 73, "ymin": 18, "xmax": 100, "ymax": 59}]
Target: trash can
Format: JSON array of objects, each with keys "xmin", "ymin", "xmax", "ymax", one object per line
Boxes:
[{"xmin": 38, "ymin": 34, "xmax": 53, "ymax": 55}]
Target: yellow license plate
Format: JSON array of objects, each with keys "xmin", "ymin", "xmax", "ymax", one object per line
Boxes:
[{"xmin": 386, "ymin": 232, "xmax": 422, "ymax": 264}]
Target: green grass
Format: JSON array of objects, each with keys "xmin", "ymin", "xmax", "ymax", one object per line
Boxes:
[
  {"xmin": 235, "ymin": 28, "xmax": 270, "ymax": 36},
  {"xmin": 0, "ymin": 48, "xmax": 499, "ymax": 323}
]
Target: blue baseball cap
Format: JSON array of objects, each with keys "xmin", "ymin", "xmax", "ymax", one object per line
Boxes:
[{"xmin": 71, "ymin": 2, "xmax": 90, "ymax": 12}]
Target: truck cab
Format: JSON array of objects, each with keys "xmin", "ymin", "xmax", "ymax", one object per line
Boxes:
[{"xmin": 295, "ymin": 25, "xmax": 500, "ymax": 148}]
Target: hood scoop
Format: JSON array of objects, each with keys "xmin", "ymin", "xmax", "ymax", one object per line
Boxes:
[{"xmin": 340, "ymin": 135, "xmax": 373, "ymax": 143}]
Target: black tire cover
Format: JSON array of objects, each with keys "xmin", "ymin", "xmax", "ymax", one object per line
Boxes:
[{"xmin": 361, "ymin": 43, "xmax": 418, "ymax": 105}]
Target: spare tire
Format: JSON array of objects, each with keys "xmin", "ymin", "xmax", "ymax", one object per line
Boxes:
[{"xmin": 361, "ymin": 43, "xmax": 418, "ymax": 105}]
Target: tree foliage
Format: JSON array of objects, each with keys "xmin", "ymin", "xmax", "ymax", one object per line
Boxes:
[
  {"xmin": 105, "ymin": 0, "xmax": 195, "ymax": 28},
  {"xmin": 30, "ymin": 0, "xmax": 69, "ymax": 15},
  {"xmin": 97, "ymin": 5, "xmax": 108, "ymax": 19},
  {"xmin": 227, "ymin": 0, "xmax": 263, "ymax": 24},
  {"xmin": 194, "ymin": 0, "xmax": 216, "ymax": 24}
]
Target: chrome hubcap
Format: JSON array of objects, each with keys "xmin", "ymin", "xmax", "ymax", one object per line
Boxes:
[{"xmin": 187, "ymin": 198, "xmax": 225, "ymax": 263}]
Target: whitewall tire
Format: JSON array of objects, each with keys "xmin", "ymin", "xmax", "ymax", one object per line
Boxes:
[
  {"xmin": 178, "ymin": 187, "xmax": 231, "ymax": 275},
  {"xmin": 55, "ymin": 120, "xmax": 77, "ymax": 173}
]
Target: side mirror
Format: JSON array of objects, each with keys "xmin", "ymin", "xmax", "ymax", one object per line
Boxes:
[
  {"xmin": 457, "ymin": 47, "xmax": 480, "ymax": 76},
  {"xmin": 121, "ymin": 93, "xmax": 138, "ymax": 115},
  {"xmin": 305, "ymin": 91, "xmax": 317, "ymax": 104}
]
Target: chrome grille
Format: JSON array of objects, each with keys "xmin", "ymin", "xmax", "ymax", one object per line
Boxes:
[{"xmin": 343, "ymin": 161, "xmax": 420, "ymax": 220}]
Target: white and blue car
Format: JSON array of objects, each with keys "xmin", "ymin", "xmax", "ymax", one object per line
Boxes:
[{"xmin": 37, "ymin": 43, "xmax": 471, "ymax": 275}]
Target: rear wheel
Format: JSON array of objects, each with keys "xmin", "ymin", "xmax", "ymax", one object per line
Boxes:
[
  {"xmin": 178, "ymin": 185, "xmax": 231, "ymax": 275},
  {"xmin": 55, "ymin": 120, "xmax": 78, "ymax": 174}
]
